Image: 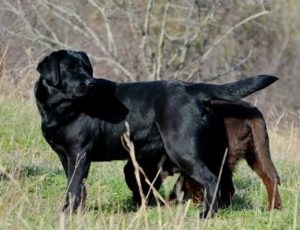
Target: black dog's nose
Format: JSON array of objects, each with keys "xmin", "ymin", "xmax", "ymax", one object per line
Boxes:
[{"xmin": 86, "ymin": 79, "xmax": 95, "ymax": 88}]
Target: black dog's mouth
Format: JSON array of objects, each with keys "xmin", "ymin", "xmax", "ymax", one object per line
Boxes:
[
  {"xmin": 65, "ymin": 89, "xmax": 95, "ymax": 101},
  {"xmin": 64, "ymin": 79, "xmax": 97, "ymax": 100}
]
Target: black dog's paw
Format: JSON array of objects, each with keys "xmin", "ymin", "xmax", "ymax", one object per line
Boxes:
[
  {"xmin": 200, "ymin": 211, "xmax": 207, "ymax": 219},
  {"xmin": 62, "ymin": 202, "xmax": 71, "ymax": 213},
  {"xmin": 200, "ymin": 211, "xmax": 208, "ymax": 219},
  {"xmin": 199, "ymin": 210, "xmax": 216, "ymax": 219},
  {"xmin": 132, "ymin": 193, "xmax": 143, "ymax": 206},
  {"xmin": 219, "ymin": 197, "xmax": 232, "ymax": 209},
  {"xmin": 62, "ymin": 199, "xmax": 83, "ymax": 214}
]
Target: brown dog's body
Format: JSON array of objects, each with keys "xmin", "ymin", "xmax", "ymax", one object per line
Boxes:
[{"xmin": 170, "ymin": 100, "xmax": 282, "ymax": 210}]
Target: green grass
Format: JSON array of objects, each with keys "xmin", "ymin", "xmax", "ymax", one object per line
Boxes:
[{"xmin": 0, "ymin": 96, "xmax": 299, "ymax": 229}]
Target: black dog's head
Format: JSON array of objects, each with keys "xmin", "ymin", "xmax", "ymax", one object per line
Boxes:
[{"xmin": 36, "ymin": 50, "xmax": 96, "ymax": 98}]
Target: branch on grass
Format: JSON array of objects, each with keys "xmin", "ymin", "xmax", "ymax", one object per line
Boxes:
[
  {"xmin": 0, "ymin": 165, "xmax": 18, "ymax": 185},
  {"xmin": 121, "ymin": 122, "xmax": 147, "ymax": 208},
  {"xmin": 121, "ymin": 122, "xmax": 168, "ymax": 207}
]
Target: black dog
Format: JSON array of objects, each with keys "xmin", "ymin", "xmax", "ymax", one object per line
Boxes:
[{"xmin": 34, "ymin": 50, "xmax": 278, "ymax": 218}]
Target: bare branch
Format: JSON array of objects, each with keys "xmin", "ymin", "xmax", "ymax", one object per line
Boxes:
[
  {"xmin": 121, "ymin": 122, "xmax": 168, "ymax": 206},
  {"xmin": 140, "ymin": 0, "xmax": 155, "ymax": 80},
  {"xmin": 155, "ymin": 1, "xmax": 170, "ymax": 80},
  {"xmin": 40, "ymin": 0, "xmax": 109, "ymax": 56},
  {"xmin": 201, "ymin": 48, "xmax": 253, "ymax": 82},
  {"xmin": 87, "ymin": 0, "xmax": 118, "ymax": 58},
  {"xmin": 121, "ymin": 122, "xmax": 147, "ymax": 208},
  {"xmin": 92, "ymin": 55, "xmax": 134, "ymax": 81},
  {"xmin": 126, "ymin": 0, "xmax": 141, "ymax": 40},
  {"xmin": 187, "ymin": 10, "xmax": 271, "ymax": 81}
]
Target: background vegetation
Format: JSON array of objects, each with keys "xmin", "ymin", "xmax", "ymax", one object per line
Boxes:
[{"xmin": 0, "ymin": 0, "xmax": 299, "ymax": 229}]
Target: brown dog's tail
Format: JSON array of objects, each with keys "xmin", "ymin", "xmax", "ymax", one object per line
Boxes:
[
  {"xmin": 186, "ymin": 75, "xmax": 278, "ymax": 101},
  {"xmin": 249, "ymin": 110, "xmax": 281, "ymax": 185}
]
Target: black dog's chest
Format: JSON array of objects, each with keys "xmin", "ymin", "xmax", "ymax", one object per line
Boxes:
[
  {"xmin": 42, "ymin": 115, "xmax": 98, "ymax": 154},
  {"xmin": 42, "ymin": 112, "xmax": 165, "ymax": 163}
]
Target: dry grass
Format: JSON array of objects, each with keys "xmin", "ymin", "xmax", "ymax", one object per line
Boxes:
[
  {"xmin": 0, "ymin": 96, "xmax": 299, "ymax": 229},
  {"xmin": 270, "ymin": 126, "xmax": 300, "ymax": 165}
]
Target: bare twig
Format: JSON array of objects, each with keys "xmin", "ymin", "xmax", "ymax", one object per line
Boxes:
[
  {"xmin": 92, "ymin": 55, "xmax": 134, "ymax": 81},
  {"xmin": 201, "ymin": 48, "xmax": 253, "ymax": 82},
  {"xmin": 0, "ymin": 165, "xmax": 19, "ymax": 185},
  {"xmin": 125, "ymin": 0, "xmax": 141, "ymax": 43},
  {"xmin": 121, "ymin": 122, "xmax": 168, "ymax": 206},
  {"xmin": 140, "ymin": 0, "xmax": 155, "ymax": 80},
  {"xmin": 204, "ymin": 149, "xmax": 228, "ymax": 219},
  {"xmin": 87, "ymin": 0, "xmax": 118, "ymax": 58},
  {"xmin": 60, "ymin": 152, "xmax": 87, "ymax": 213},
  {"xmin": 138, "ymin": 159, "xmax": 168, "ymax": 206},
  {"xmin": 155, "ymin": 1, "xmax": 169, "ymax": 80},
  {"xmin": 40, "ymin": 0, "xmax": 109, "ymax": 55},
  {"xmin": 121, "ymin": 122, "xmax": 147, "ymax": 208},
  {"xmin": 187, "ymin": 10, "xmax": 271, "ymax": 81}
]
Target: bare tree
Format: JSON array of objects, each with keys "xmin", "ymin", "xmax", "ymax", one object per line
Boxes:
[
  {"xmin": 2, "ymin": 0, "xmax": 300, "ymax": 114},
  {"xmin": 1, "ymin": 0, "xmax": 275, "ymax": 82}
]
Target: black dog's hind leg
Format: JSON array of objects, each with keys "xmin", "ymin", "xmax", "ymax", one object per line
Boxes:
[
  {"xmin": 124, "ymin": 159, "xmax": 162, "ymax": 205},
  {"xmin": 173, "ymin": 157, "xmax": 219, "ymax": 218},
  {"xmin": 156, "ymin": 123, "xmax": 220, "ymax": 218},
  {"xmin": 218, "ymin": 167, "xmax": 235, "ymax": 208},
  {"xmin": 63, "ymin": 153, "xmax": 90, "ymax": 212}
]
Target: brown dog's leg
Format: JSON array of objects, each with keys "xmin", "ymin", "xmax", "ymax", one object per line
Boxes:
[
  {"xmin": 169, "ymin": 175, "xmax": 202, "ymax": 204},
  {"xmin": 246, "ymin": 117, "xmax": 282, "ymax": 210},
  {"xmin": 252, "ymin": 161, "xmax": 282, "ymax": 210},
  {"xmin": 184, "ymin": 177, "xmax": 204, "ymax": 204}
]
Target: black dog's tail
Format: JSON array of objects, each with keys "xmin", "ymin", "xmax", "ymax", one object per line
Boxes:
[{"xmin": 187, "ymin": 75, "xmax": 278, "ymax": 101}]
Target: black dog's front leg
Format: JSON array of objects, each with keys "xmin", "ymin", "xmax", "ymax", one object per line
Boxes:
[
  {"xmin": 63, "ymin": 153, "xmax": 90, "ymax": 213},
  {"xmin": 58, "ymin": 154, "xmax": 68, "ymax": 177}
]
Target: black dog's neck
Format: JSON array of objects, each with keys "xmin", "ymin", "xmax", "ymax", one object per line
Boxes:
[{"xmin": 83, "ymin": 78, "xmax": 129, "ymax": 123}]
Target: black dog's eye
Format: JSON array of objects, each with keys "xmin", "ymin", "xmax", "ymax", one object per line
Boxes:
[
  {"xmin": 81, "ymin": 62, "xmax": 92, "ymax": 75},
  {"xmin": 68, "ymin": 62, "xmax": 78, "ymax": 71}
]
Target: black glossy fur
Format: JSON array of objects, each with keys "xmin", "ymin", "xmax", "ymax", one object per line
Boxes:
[{"xmin": 34, "ymin": 50, "xmax": 278, "ymax": 218}]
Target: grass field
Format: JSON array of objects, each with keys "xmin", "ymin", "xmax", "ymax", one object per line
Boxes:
[{"xmin": 0, "ymin": 96, "xmax": 299, "ymax": 229}]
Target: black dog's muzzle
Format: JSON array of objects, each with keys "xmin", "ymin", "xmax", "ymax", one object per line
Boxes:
[{"xmin": 86, "ymin": 79, "xmax": 96, "ymax": 89}]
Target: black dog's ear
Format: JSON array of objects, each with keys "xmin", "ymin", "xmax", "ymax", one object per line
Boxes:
[
  {"xmin": 78, "ymin": 51, "xmax": 93, "ymax": 76},
  {"xmin": 36, "ymin": 51, "xmax": 63, "ymax": 86}
]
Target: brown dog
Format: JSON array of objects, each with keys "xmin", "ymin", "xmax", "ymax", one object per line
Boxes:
[{"xmin": 169, "ymin": 100, "xmax": 282, "ymax": 210}]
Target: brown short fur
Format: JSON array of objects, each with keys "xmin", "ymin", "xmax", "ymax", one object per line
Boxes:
[{"xmin": 169, "ymin": 100, "xmax": 282, "ymax": 210}]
